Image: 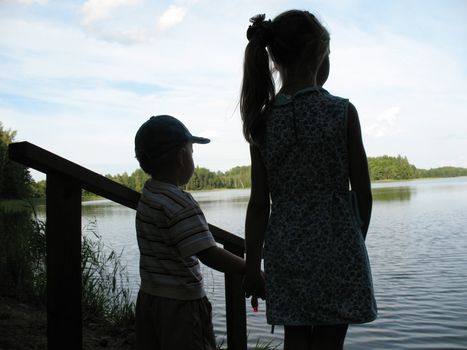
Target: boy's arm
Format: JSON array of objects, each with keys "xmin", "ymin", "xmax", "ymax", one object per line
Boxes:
[
  {"xmin": 347, "ymin": 102, "xmax": 372, "ymax": 239},
  {"xmin": 197, "ymin": 246, "xmax": 245, "ymax": 274}
]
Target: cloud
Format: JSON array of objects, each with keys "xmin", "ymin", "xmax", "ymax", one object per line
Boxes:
[
  {"xmin": 2, "ymin": 1, "xmax": 467, "ymax": 175},
  {"xmin": 15, "ymin": 0, "xmax": 47, "ymax": 5},
  {"xmin": 364, "ymin": 107, "xmax": 400, "ymax": 138},
  {"xmin": 81, "ymin": 0, "xmax": 140, "ymax": 26},
  {"xmin": 90, "ymin": 27, "xmax": 148, "ymax": 45},
  {"xmin": 79, "ymin": 0, "xmax": 197, "ymax": 44},
  {"xmin": 156, "ymin": 4, "xmax": 189, "ymax": 32}
]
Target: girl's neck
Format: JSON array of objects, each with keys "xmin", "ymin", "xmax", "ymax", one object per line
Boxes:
[
  {"xmin": 279, "ymin": 82, "xmax": 319, "ymax": 95},
  {"xmin": 278, "ymin": 71, "xmax": 319, "ymax": 95}
]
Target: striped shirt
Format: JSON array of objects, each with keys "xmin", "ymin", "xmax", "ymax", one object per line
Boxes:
[{"xmin": 136, "ymin": 179, "xmax": 217, "ymax": 300}]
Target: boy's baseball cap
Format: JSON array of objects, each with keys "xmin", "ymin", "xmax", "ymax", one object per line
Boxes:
[{"xmin": 135, "ymin": 115, "xmax": 210, "ymax": 161}]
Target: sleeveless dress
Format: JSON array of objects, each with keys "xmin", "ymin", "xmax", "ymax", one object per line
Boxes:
[{"xmin": 258, "ymin": 87, "xmax": 377, "ymax": 325}]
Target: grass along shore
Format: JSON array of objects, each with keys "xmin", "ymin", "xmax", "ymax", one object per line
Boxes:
[
  {"xmin": 0, "ymin": 204, "xmax": 280, "ymax": 349},
  {"xmin": 0, "ymin": 205, "xmax": 136, "ymax": 349}
]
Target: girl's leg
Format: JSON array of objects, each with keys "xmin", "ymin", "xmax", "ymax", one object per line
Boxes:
[
  {"xmin": 284, "ymin": 325, "xmax": 312, "ymax": 350},
  {"xmin": 310, "ymin": 324, "xmax": 348, "ymax": 350}
]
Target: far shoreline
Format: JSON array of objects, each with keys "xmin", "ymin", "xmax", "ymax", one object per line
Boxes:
[{"xmin": 3, "ymin": 175, "xmax": 466, "ymax": 207}]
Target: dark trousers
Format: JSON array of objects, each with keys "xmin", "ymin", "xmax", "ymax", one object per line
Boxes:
[{"xmin": 135, "ymin": 290, "xmax": 216, "ymax": 350}]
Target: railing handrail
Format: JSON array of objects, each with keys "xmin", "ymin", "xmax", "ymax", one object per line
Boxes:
[
  {"xmin": 8, "ymin": 141, "xmax": 247, "ymax": 350},
  {"xmin": 8, "ymin": 141, "xmax": 245, "ymax": 248}
]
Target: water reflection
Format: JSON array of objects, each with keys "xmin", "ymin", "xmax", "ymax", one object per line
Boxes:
[
  {"xmin": 194, "ymin": 189, "xmax": 250, "ymax": 204},
  {"xmin": 82, "ymin": 200, "xmax": 132, "ymax": 218},
  {"xmin": 28, "ymin": 178, "xmax": 467, "ymax": 349},
  {"xmin": 372, "ymin": 186, "xmax": 413, "ymax": 202}
]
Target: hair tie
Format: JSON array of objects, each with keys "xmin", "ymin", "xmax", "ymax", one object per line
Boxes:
[{"xmin": 246, "ymin": 14, "xmax": 273, "ymax": 47}]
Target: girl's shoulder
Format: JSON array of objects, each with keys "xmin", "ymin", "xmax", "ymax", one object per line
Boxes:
[{"xmin": 273, "ymin": 86, "xmax": 348, "ymax": 107}]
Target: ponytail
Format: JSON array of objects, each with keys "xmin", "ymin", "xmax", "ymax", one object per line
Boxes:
[
  {"xmin": 240, "ymin": 11, "xmax": 330, "ymax": 144},
  {"xmin": 240, "ymin": 14, "xmax": 275, "ymax": 144}
]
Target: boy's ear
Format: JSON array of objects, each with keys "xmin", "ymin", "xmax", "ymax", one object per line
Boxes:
[{"xmin": 177, "ymin": 146, "xmax": 186, "ymax": 166}]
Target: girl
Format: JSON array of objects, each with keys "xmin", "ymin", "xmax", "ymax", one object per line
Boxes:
[{"xmin": 240, "ymin": 10, "xmax": 377, "ymax": 350}]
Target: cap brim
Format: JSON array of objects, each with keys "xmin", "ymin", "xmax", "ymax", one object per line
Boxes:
[{"xmin": 191, "ymin": 136, "xmax": 210, "ymax": 144}]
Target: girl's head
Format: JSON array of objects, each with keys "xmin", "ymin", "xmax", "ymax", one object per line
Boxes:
[{"xmin": 240, "ymin": 10, "xmax": 330, "ymax": 143}]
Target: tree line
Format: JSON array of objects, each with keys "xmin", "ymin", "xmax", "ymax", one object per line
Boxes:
[
  {"xmin": 28, "ymin": 165, "xmax": 252, "ymax": 199},
  {"xmin": 2, "ymin": 123, "xmax": 467, "ymax": 200},
  {"xmin": 29, "ymin": 155, "xmax": 467, "ymax": 198},
  {"xmin": 367, "ymin": 155, "xmax": 467, "ymax": 180},
  {"xmin": 105, "ymin": 155, "xmax": 466, "ymax": 192},
  {"xmin": 368, "ymin": 155, "xmax": 417, "ymax": 180},
  {"xmin": 102, "ymin": 165, "xmax": 251, "ymax": 193}
]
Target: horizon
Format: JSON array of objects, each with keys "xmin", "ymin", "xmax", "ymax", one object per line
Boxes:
[
  {"xmin": 25, "ymin": 152, "xmax": 467, "ymax": 184},
  {"xmin": 1, "ymin": 0, "xmax": 466, "ymax": 181},
  {"xmin": 96, "ymin": 154, "xmax": 467, "ymax": 177}
]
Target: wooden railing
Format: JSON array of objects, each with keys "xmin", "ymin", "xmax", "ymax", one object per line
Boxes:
[{"xmin": 8, "ymin": 141, "xmax": 247, "ymax": 350}]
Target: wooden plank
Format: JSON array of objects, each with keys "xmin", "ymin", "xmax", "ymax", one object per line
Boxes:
[
  {"xmin": 46, "ymin": 173, "xmax": 82, "ymax": 349},
  {"xmin": 8, "ymin": 141, "xmax": 246, "ymax": 249},
  {"xmin": 209, "ymin": 224, "xmax": 245, "ymax": 248},
  {"xmin": 224, "ymin": 242, "xmax": 247, "ymax": 350},
  {"xmin": 9, "ymin": 141, "xmax": 140, "ymax": 210}
]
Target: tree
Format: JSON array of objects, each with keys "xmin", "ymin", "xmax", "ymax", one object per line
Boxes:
[
  {"xmin": 0, "ymin": 122, "xmax": 33, "ymax": 199},
  {"xmin": 30, "ymin": 180, "xmax": 46, "ymax": 198},
  {"xmin": 368, "ymin": 155, "xmax": 417, "ymax": 181}
]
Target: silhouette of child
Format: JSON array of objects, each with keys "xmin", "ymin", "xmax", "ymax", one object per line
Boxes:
[
  {"xmin": 240, "ymin": 11, "xmax": 377, "ymax": 350},
  {"xmin": 134, "ymin": 115, "xmax": 245, "ymax": 350}
]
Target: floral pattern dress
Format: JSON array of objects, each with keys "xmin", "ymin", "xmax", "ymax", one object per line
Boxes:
[{"xmin": 258, "ymin": 87, "xmax": 377, "ymax": 325}]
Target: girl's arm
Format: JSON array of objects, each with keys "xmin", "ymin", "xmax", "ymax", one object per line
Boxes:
[
  {"xmin": 244, "ymin": 144, "xmax": 270, "ymax": 298},
  {"xmin": 347, "ymin": 102, "xmax": 372, "ymax": 239}
]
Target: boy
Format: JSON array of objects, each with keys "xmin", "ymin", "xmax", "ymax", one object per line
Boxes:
[{"xmin": 134, "ymin": 115, "xmax": 246, "ymax": 350}]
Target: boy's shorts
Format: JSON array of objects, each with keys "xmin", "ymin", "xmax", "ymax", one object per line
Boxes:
[{"xmin": 135, "ymin": 290, "xmax": 217, "ymax": 350}]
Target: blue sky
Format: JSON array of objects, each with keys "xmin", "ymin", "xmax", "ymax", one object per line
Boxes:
[{"xmin": 1, "ymin": 0, "xmax": 466, "ymax": 180}]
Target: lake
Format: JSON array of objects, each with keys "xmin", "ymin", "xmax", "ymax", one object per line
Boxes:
[{"xmin": 37, "ymin": 177, "xmax": 467, "ymax": 349}]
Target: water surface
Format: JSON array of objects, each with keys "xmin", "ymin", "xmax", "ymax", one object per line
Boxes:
[{"xmin": 38, "ymin": 177, "xmax": 467, "ymax": 349}]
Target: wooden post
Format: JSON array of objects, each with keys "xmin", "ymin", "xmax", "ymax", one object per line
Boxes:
[
  {"xmin": 46, "ymin": 173, "xmax": 82, "ymax": 349},
  {"xmin": 224, "ymin": 243, "xmax": 247, "ymax": 350}
]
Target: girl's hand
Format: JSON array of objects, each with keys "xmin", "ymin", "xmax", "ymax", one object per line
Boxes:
[
  {"xmin": 243, "ymin": 270, "xmax": 266, "ymax": 300},
  {"xmin": 251, "ymin": 295, "xmax": 259, "ymax": 312}
]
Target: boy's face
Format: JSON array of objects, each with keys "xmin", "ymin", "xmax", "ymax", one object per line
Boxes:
[{"xmin": 178, "ymin": 142, "xmax": 194, "ymax": 186}]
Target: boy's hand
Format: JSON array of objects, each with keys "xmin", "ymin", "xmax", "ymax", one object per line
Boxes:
[{"xmin": 243, "ymin": 270, "xmax": 266, "ymax": 300}]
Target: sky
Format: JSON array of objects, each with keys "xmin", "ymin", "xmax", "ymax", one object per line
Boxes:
[{"xmin": 1, "ymin": 0, "xmax": 466, "ymax": 181}]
